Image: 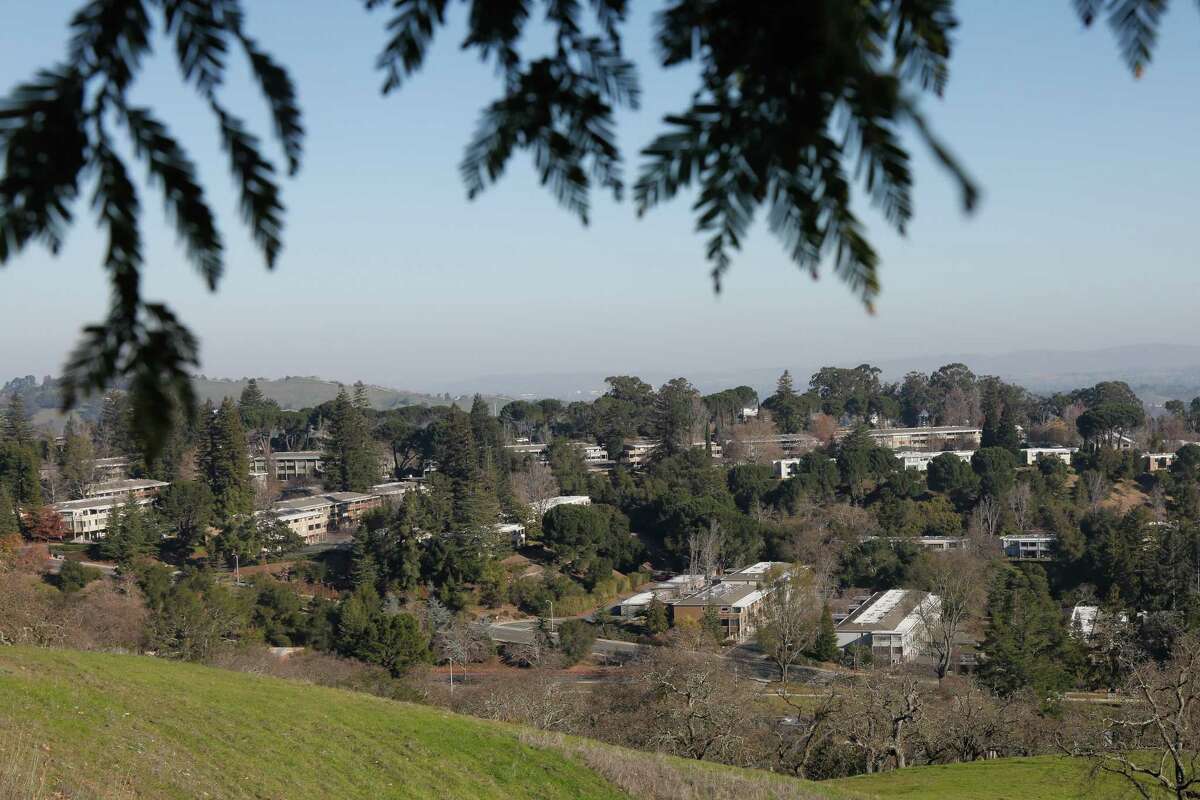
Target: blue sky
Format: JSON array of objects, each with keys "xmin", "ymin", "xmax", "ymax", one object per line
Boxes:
[{"xmin": 2, "ymin": 1, "xmax": 1199, "ymax": 392}]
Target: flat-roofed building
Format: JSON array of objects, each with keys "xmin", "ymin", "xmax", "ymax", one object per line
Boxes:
[
  {"xmin": 835, "ymin": 588, "xmax": 938, "ymax": 664},
  {"xmin": 250, "ymin": 450, "xmax": 324, "ymax": 480},
  {"xmin": 92, "ymin": 457, "xmax": 131, "ymax": 481},
  {"xmin": 1023, "ymin": 446, "xmax": 1075, "ymax": 466},
  {"xmin": 722, "ymin": 561, "xmax": 791, "ymax": 585},
  {"xmin": 536, "ymin": 494, "xmax": 593, "ymax": 517},
  {"xmin": 84, "ymin": 478, "xmax": 169, "ymax": 500},
  {"xmin": 894, "ymin": 450, "xmax": 973, "ymax": 471},
  {"xmin": 272, "ymin": 506, "xmax": 332, "ymax": 544},
  {"xmin": 1001, "ymin": 533, "xmax": 1056, "ymax": 561},
  {"xmin": 495, "ymin": 522, "xmax": 527, "ymax": 548},
  {"xmin": 324, "ymin": 492, "xmax": 383, "ymax": 528},
  {"xmin": 54, "ymin": 495, "xmax": 156, "ymax": 540},
  {"xmin": 670, "ymin": 582, "xmax": 773, "ymax": 643},
  {"xmin": 862, "ymin": 426, "xmax": 982, "ymax": 451},
  {"xmin": 571, "ymin": 441, "xmax": 610, "ymax": 464},
  {"xmin": 371, "ymin": 481, "xmax": 422, "ymax": 505}
]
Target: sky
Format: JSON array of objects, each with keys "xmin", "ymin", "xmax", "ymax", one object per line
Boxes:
[{"xmin": 2, "ymin": 1, "xmax": 1200, "ymax": 394}]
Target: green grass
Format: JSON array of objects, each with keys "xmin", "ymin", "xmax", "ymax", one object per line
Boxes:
[
  {"xmin": 827, "ymin": 756, "xmax": 1159, "ymax": 799},
  {"xmin": 0, "ymin": 648, "xmax": 623, "ymax": 800},
  {"xmin": 0, "ymin": 648, "xmax": 859, "ymax": 800}
]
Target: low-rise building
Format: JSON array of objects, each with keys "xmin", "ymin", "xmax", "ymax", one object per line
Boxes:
[
  {"xmin": 863, "ymin": 426, "xmax": 982, "ymax": 451},
  {"xmin": 893, "ymin": 450, "xmax": 974, "ymax": 471},
  {"xmin": 92, "ymin": 457, "xmax": 131, "ymax": 481},
  {"xmin": 1001, "ymin": 533, "xmax": 1056, "ymax": 561},
  {"xmin": 773, "ymin": 458, "xmax": 802, "ymax": 479},
  {"xmin": 84, "ymin": 478, "xmax": 169, "ymax": 500},
  {"xmin": 1022, "ymin": 446, "xmax": 1075, "ymax": 466},
  {"xmin": 371, "ymin": 481, "xmax": 422, "ymax": 504},
  {"xmin": 722, "ymin": 561, "xmax": 791, "ymax": 585},
  {"xmin": 272, "ymin": 505, "xmax": 333, "ymax": 545},
  {"xmin": 1145, "ymin": 452, "xmax": 1177, "ymax": 472},
  {"xmin": 250, "ymin": 450, "xmax": 324, "ymax": 481},
  {"xmin": 835, "ymin": 589, "xmax": 938, "ymax": 664},
  {"xmin": 54, "ymin": 495, "xmax": 156, "ymax": 540},
  {"xmin": 325, "ymin": 492, "xmax": 383, "ymax": 528},
  {"xmin": 495, "ymin": 522, "xmax": 527, "ymax": 548},
  {"xmin": 669, "ymin": 581, "xmax": 772, "ymax": 643}
]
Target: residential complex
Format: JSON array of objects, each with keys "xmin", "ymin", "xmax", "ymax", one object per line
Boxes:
[
  {"xmin": 835, "ymin": 589, "xmax": 939, "ymax": 664},
  {"xmin": 250, "ymin": 450, "xmax": 324, "ymax": 481},
  {"xmin": 53, "ymin": 494, "xmax": 157, "ymax": 540}
]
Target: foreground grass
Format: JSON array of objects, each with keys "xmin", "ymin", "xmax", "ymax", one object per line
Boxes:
[
  {"xmin": 0, "ymin": 647, "xmax": 623, "ymax": 800},
  {"xmin": 827, "ymin": 755, "xmax": 1162, "ymax": 799},
  {"xmin": 0, "ymin": 648, "xmax": 859, "ymax": 800}
]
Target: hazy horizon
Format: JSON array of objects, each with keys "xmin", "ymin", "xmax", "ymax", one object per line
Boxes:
[{"xmin": 3, "ymin": 2, "xmax": 1200, "ymax": 389}]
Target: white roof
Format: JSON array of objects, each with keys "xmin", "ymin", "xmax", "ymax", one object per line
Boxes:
[{"xmin": 621, "ymin": 591, "xmax": 656, "ymax": 607}]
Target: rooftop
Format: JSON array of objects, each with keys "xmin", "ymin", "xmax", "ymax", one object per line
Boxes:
[
  {"xmin": 673, "ymin": 582, "xmax": 768, "ymax": 609},
  {"xmin": 837, "ymin": 589, "xmax": 931, "ymax": 634},
  {"xmin": 273, "ymin": 496, "xmax": 334, "ymax": 512},
  {"xmin": 54, "ymin": 495, "xmax": 153, "ymax": 512},
  {"xmin": 871, "ymin": 425, "xmax": 981, "ymax": 435},
  {"xmin": 85, "ymin": 478, "xmax": 169, "ymax": 495},
  {"xmin": 325, "ymin": 492, "xmax": 378, "ymax": 503},
  {"xmin": 267, "ymin": 450, "xmax": 323, "ymax": 459}
]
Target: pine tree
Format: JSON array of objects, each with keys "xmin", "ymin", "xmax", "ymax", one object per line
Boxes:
[
  {"xmin": 0, "ymin": 441, "xmax": 41, "ymax": 506},
  {"xmin": 644, "ymin": 597, "xmax": 670, "ymax": 635},
  {"xmin": 1, "ymin": 395, "xmax": 31, "ymax": 445},
  {"xmin": 352, "ymin": 381, "xmax": 371, "ymax": 411},
  {"xmin": 324, "ymin": 388, "xmax": 376, "ymax": 492},
  {"xmin": 777, "ymin": 370, "xmax": 796, "ymax": 399},
  {"xmin": 101, "ymin": 498, "xmax": 160, "ymax": 564},
  {"xmin": 199, "ymin": 399, "xmax": 253, "ymax": 522}
]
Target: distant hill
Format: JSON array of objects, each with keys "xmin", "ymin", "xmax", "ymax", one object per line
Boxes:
[
  {"xmin": 189, "ymin": 375, "xmax": 460, "ymax": 411},
  {"xmin": 0, "ymin": 647, "xmax": 857, "ymax": 800}
]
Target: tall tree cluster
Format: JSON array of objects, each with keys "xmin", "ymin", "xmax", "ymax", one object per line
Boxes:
[{"xmin": 197, "ymin": 399, "xmax": 253, "ymax": 523}]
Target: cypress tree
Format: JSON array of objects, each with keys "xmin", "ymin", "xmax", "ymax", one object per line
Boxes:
[
  {"xmin": 812, "ymin": 603, "xmax": 838, "ymax": 661},
  {"xmin": 60, "ymin": 418, "xmax": 95, "ymax": 499},
  {"xmin": 2, "ymin": 395, "xmax": 31, "ymax": 445},
  {"xmin": 977, "ymin": 566, "xmax": 1078, "ymax": 697}
]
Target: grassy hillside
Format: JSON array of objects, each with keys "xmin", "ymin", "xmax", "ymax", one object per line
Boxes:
[
  {"xmin": 827, "ymin": 755, "xmax": 1157, "ymax": 799},
  {"xmin": 0, "ymin": 648, "xmax": 855, "ymax": 800}
]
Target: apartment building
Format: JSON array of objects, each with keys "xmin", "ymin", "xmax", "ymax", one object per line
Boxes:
[
  {"xmin": 893, "ymin": 450, "xmax": 973, "ymax": 471},
  {"xmin": 835, "ymin": 589, "xmax": 939, "ymax": 664},
  {"xmin": 84, "ymin": 478, "xmax": 169, "ymax": 500},
  {"xmin": 865, "ymin": 426, "xmax": 982, "ymax": 451},
  {"xmin": 54, "ymin": 495, "xmax": 156, "ymax": 540},
  {"xmin": 669, "ymin": 581, "xmax": 772, "ymax": 643},
  {"xmin": 1022, "ymin": 446, "xmax": 1075, "ymax": 466},
  {"xmin": 1001, "ymin": 533, "xmax": 1056, "ymax": 560},
  {"xmin": 250, "ymin": 450, "xmax": 324, "ymax": 481}
]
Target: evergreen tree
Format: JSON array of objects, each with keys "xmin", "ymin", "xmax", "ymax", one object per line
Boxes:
[
  {"xmin": 59, "ymin": 418, "xmax": 95, "ymax": 499},
  {"xmin": 352, "ymin": 381, "xmax": 371, "ymax": 411},
  {"xmin": 323, "ymin": 388, "xmax": 377, "ymax": 492},
  {"xmin": 644, "ymin": 597, "xmax": 670, "ymax": 635},
  {"xmin": 811, "ymin": 604, "xmax": 838, "ymax": 662},
  {"xmin": 238, "ymin": 379, "xmax": 280, "ymax": 433},
  {"xmin": 198, "ymin": 399, "xmax": 253, "ymax": 523},
  {"xmin": 160, "ymin": 480, "xmax": 214, "ymax": 551},
  {"xmin": 0, "ymin": 441, "xmax": 41, "ymax": 506},
  {"xmin": 0, "ymin": 486, "xmax": 18, "ymax": 537},
  {"xmin": 95, "ymin": 391, "xmax": 131, "ymax": 457},
  {"xmin": 1, "ymin": 394, "xmax": 32, "ymax": 445},
  {"xmin": 701, "ymin": 603, "xmax": 724, "ymax": 644},
  {"xmin": 978, "ymin": 566, "xmax": 1078, "ymax": 697},
  {"xmin": 101, "ymin": 499, "xmax": 161, "ymax": 564}
]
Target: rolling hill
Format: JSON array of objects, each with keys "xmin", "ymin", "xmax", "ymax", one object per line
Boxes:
[{"xmin": 0, "ymin": 647, "xmax": 855, "ymax": 800}]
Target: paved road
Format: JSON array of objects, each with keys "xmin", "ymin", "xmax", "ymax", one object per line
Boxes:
[{"xmin": 44, "ymin": 557, "xmax": 118, "ymax": 577}]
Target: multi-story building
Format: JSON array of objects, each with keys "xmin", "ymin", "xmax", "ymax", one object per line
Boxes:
[
  {"xmin": 250, "ymin": 451, "xmax": 324, "ymax": 481},
  {"xmin": 863, "ymin": 426, "xmax": 982, "ymax": 451},
  {"xmin": 91, "ymin": 457, "xmax": 131, "ymax": 481},
  {"xmin": 84, "ymin": 478, "xmax": 169, "ymax": 500},
  {"xmin": 721, "ymin": 561, "xmax": 791, "ymax": 585},
  {"xmin": 1145, "ymin": 452, "xmax": 1177, "ymax": 472},
  {"xmin": 893, "ymin": 450, "xmax": 973, "ymax": 471},
  {"xmin": 53, "ymin": 495, "xmax": 156, "ymax": 540},
  {"xmin": 1001, "ymin": 533, "xmax": 1056, "ymax": 560},
  {"xmin": 272, "ymin": 503, "xmax": 334, "ymax": 545},
  {"xmin": 1022, "ymin": 446, "xmax": 1075, "ymax": 466},
  {"xmin": 669, "ymin": 581, "xmax": 773, "ymax": 643},
  {"xmin": 370, "ymin": 481, "xmax": 423, "ymax": 505},
  {"xmin": 835, "ymin": 589, "xmax": 939, "ymax": 664},
  {"xmin": 269, "ymin": 491, "xmax": 383, "ymax": 542}
]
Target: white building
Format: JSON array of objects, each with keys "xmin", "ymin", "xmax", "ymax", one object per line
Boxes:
[
  {"xmin": 835, "ymin": 589, "xmax": 939, "ymax": 664},
  {"xmin": 722, "ymin": 561, "xmax": 791, "ymax": 585},
  {"xmin": 773, "ymin": 458, "xmax": 802, "ymax": 479},
  {"xmin": 1022, "ymin": 447, "xmax": 1075, "ymax": 466},
  {"xmin": 54, "ymin": 495, "xmax": 157, "ymax": 540},
  {"xmin": 84, "ymin": 478, "xmax": 169, "ymax": 500},
  {"xmin": 250, "ymin": 450, "xmax": 324, "ymax": 480},
  {"xmin": 537, "ymin": 495, "xmax": 593, "ymax": 516},
  {"xmin": 1001, "ymin": 533, "xmax": 1056, "ymax": 561},
  {"xmin": 863, "ymin": 426, "xmax": 982, "ymax": 451},
  {"xmin": 893, "ymin": 450, "xmax": 973, "ymax": 471},
  {"xmin": 495, "ymin": 522, "xmax": 527, "ymax": 548}
]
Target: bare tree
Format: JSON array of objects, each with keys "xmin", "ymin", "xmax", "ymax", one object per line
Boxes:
[
  {"xmin": 512, "ymin": 461, "xmax": 559, "ymax": 517},
  {"xmin": 638, "ymin": 650, "xmax": 749, "ymax": 762},
  {"xmin": 837, "ymin": 671, "xmax": 925, "ymax": 772},
  {"xmin": 1084, "ymin": 470, "xmax": 1109, "ymax": 510},
  {"xmin": 917, "ymin": 554, "xmax": 982, "ymax": 682},
  {"xmin": 970, "ymin": 495, "xmax": 1002, "ymax": 538},
  {"xmin": 726, "ymin": 413, "xmax": 783, "ymax": 464},
  {"xmin": 1065, "ymin": 634, "xmax": 1200, "ymax": 800},
  {"xmin": 688, "ymin": 521, "xmax": 724, "ymax": 589},
  {"xmin": 770, "ymin": 688, "xmax": 841, "ymax": 778},
  {"xmin": 920, "ymin": 681, "xmax": 1041, "ymax": 764},
  {"xmin": 1007, "ymin": 482, "xmax": 1033, "ymax": 533},
  {"xmin": 756, "ymin": 568, "xmax": 821, "ymax": 686}
]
